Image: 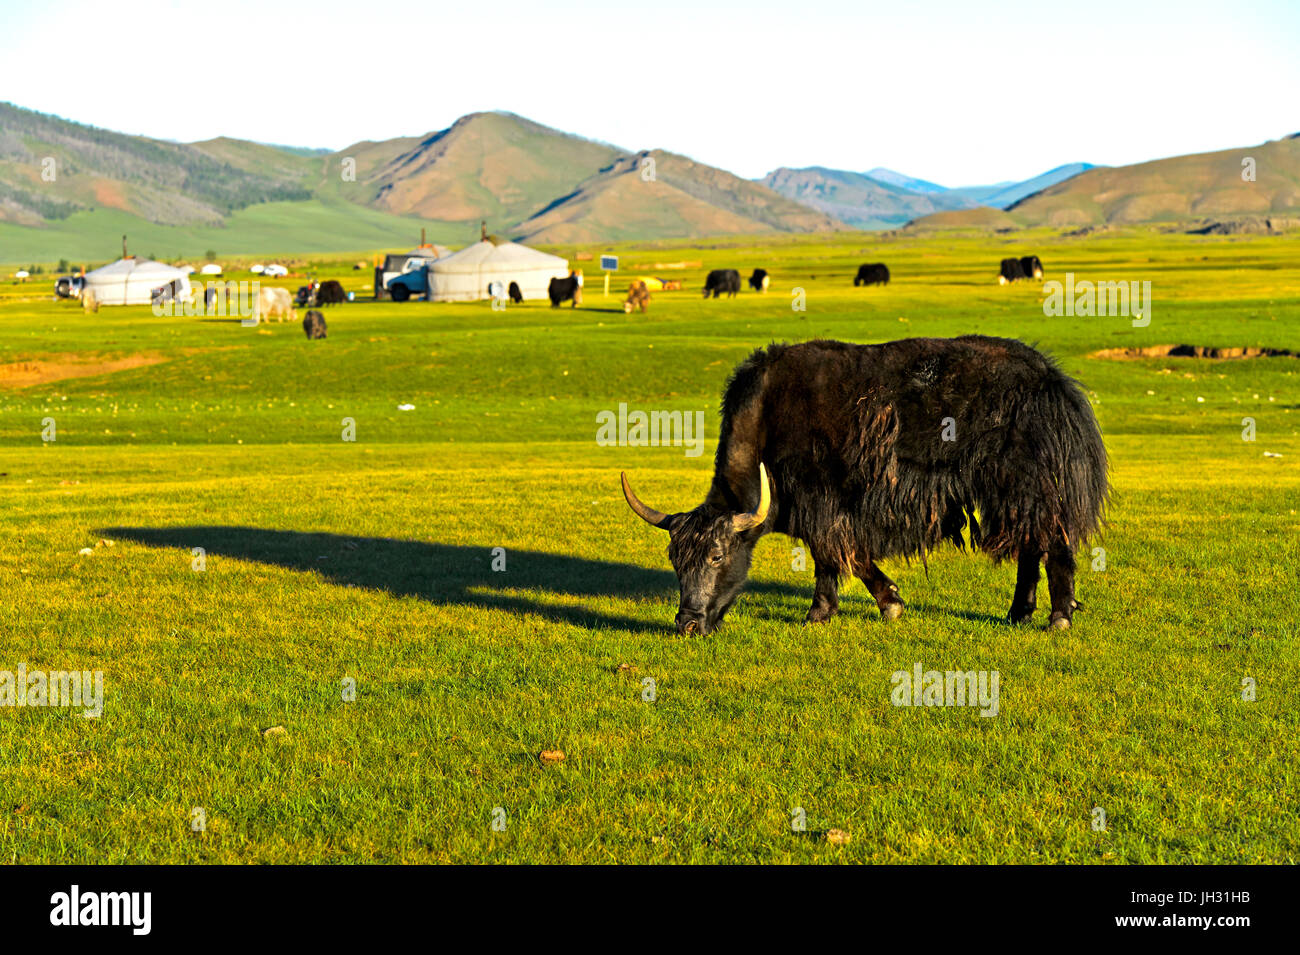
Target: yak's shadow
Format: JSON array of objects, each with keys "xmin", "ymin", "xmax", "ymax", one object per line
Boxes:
[{"xmin": 104, "ymin": 525, "xmax": 808, "ymax": 634}]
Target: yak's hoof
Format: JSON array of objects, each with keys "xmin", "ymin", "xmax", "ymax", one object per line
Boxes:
[
  {"xmin": 880, "ymin": 601, "xmax": 904, "ymax": 622},
  {"xmin": 1048, "ymin": 613, "xmax": 1072, "ymax": 630},
  {"xmin": 805, "ymin": 605, "xmax": 838, "ymax": 624},
  {"xmin": 1007, "ymin": 609, "xmax": 1035, "ymax": 625}
]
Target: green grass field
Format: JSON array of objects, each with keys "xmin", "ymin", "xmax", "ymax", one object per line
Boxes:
[{"xmin": 1, "ymin": 228, "xmax": 1297, "ymax": 863}]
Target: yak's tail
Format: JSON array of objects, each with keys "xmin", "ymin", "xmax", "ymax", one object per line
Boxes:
[
  {"xmin": 1023, "ymin": 372, "xmax": 1109, "ymax": 555},
  {"xmin": 973, "ymin": 367, "xmax": 1109, "ymax": 562}
]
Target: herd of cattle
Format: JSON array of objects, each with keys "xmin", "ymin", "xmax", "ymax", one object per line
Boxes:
[
  {"xmin": 534, "ymin": 253, "xmax": 1045, "ymax": 314},
  {"xmin": 128, "ymin": 251, "xmax": 1048, "ymax": 336}
]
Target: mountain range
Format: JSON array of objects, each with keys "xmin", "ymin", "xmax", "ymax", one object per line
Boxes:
[
  {"xmin": 0, "ymin": 99, "xmax": 1295, "ymax": 261},
  {"xmin": 755, "ymin": 163, "xmax": 1096, "ymax": 229},
  {"xmin": 904, "ymin": 136, "xmax": 1300, "ymax": 231}
]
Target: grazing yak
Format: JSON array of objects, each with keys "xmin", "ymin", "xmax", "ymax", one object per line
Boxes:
[
  {"xmin": 621, "ymin": 336, "xmax": 1107, "ymax": 635},
  {"xmin": 256, "ymin": 286, "xmax": 295, "ymax": 323},
  {"xmin": 302, "ymin": 310, "xmax": 327, "ymax": 339},
  {"xmin": 998, "ymin": 258, "xmax": 1027, "ymax": 284},
  {"xmin": 1020, "ymin": 255, "xmax": 1044, "ymax": 280},
  {"xmin": 703, "ymin": 269, "xmax": 741, "ymax": 298},
  {"xmin": 854, "ymin": 263, "xmax": 890, "ymax": 286},
  {"xmin": 316, "ymin": 279, "xmax": 346, "ymax": 305},
  {"xmin": 624, "ymin": 279, "xmax": 651, "ymax": 314},
  {"xmin": 549, "ymin": 271, "xmax": 583, "ymax": 307},
  {"xmin": 748, "ymin": 268, "xmax": 770, "ymax": 293},
  {"xmin": 508, "ymin": 281, "xmax": 524, "ymax": 304}
]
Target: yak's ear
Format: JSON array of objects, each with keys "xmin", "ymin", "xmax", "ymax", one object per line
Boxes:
[{"xmin": 621, "ymin": 472, "xmax": 676, "ymax": 531}]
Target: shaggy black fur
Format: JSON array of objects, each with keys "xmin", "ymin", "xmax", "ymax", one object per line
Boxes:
[
  {"xmin": 637, "ymin": 336, "xmax": 1108, "ymax": 634},
  {"xmin": 703, "ymin": 269, "xmax": 741, "ymax": 298},
  {"xmin": 316, "ymin": 280, "xmax": 347, "ymax": 305},
  {"xmin": 302, "ymin": 310, "xmax": 327, "ymax": 339},
  {"xmin": 1000, "ymin": 258, "xmax": 1026, "ymax": 282},
  {"xmin": 854, "ymin": 263, "xmax": 890, "ymax": 286},
  {"xmin": 1019, "ymin": 255, "xmax": 1044, "ymax": 279}
]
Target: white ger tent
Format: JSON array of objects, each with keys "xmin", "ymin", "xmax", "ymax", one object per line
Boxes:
[
  {"xmin": 83, "ymin": 257, "xmax": 192, "ymax": 306},
  {"xmin": 427, "ymin": 240, "xmax": 569, "ymax": 302}
]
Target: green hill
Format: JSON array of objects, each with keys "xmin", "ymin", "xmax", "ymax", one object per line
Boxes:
[{"xmin": 0, "ymin": 101, "xmax": 311, "ymax": 230}]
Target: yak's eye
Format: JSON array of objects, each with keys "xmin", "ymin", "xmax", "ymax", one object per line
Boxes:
[{"xmin": 709, "ymin": 549, "xmax": 724, "ymax": 565}]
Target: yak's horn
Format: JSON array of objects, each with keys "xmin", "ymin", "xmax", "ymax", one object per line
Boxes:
[
  {"xmin": 622, "ymin": 472, "xmax": 673, "ymax": 530},
  {"xmin": 731, "ymin": 463, "xmax": 771, "ymax": 532}
]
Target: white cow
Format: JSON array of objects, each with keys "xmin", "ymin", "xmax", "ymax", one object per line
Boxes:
[{"xmin": 256, "ymin": 286, "xmax": 296, "ymax": 323}]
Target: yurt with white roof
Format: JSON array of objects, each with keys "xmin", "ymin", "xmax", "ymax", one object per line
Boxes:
[
  {"xmin": 82, "ymin": 257, "xmax": 192, "ymax": 306},
  {"xmin": 427, "ymin": 238, "xmax": 569, "ymax": 302}
]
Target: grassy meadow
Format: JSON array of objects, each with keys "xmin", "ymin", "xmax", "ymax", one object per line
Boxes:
[{"xmin": 0, "ymin": 228, "xmax": 1297, "ymax": 863}]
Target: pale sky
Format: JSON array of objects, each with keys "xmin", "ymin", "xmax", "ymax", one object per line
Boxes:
[{"xmin": 2, "ymin": 0, "xmax": 1296, "ymax": 186}]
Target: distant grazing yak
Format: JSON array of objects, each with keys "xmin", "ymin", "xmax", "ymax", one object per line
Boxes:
[
  {"xmin": 621, "ymin": 336, "xmax": 1108, "ymax": 635},
  {"xmin": 316, "ymin": 279, "xmax": 346, "ymax": 305},
  {"xmin": 854, "ymin": 263, "xmax": 890, "ymax": 286},
  {"xmin": 548, "ymin": 272, "xmax": 583, "ymax": 307},
  {"xmin": 302, "ymin": 310, "xmax": 327, "ymax": 339},
  {"xmin": 703, "ymin": 269, "xmax": 741, "ymax": 298},
  {"xmin": 748, "ymin": 268, "xmax": 770, "ymax": 293},
  {"xmin": 624, "ymin": 279, "xmax": 651, "ymax": 314},
  {"xmin": 998, "ymin": 257, "xmax": 1027, "ymax": 284},
  {"xmin": 508, "ymin": 281, "xmax": 524, "ymax": 304}
]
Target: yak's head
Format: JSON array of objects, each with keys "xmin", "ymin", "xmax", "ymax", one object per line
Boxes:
[{"xmin": 621, "ymin": 463, "xmax": 770, "ymax": 636}]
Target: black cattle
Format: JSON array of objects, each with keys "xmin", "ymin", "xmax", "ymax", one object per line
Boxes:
[
  {"xmin": 316, "ymin": 279, "xmax": 346, "ymax": 305},
  {"xmin": 621, "ymin": 336, "xmax": 1108, "ymax": 635},
  {"xmin": 702, "ymin": 269, "xmax": 741, "ymax": 298},
  {"xmin": 854, "ymin": 263, "xmax": 890, "ymax": 286},
  {"xmin": 548, "ymin": 272, "xmax": 583, "ymax": 307},
  {"xmin": 748, "ymin": 268, "xmax": 770, "ymax": 293},
  {"xmin": 999, "ymin": 258, "xmax": 1026, "ymax": 284},
  {"xmin": 1019, "ymin": 255, "xmax": 1044, "ymax": 280},
  {"xmin": 508, "ymin": 281, "xmax": 523, "ymax": 304},
  {"xmin": 302, "ymin": 310, "xmax": 327, "ymax": 340}
]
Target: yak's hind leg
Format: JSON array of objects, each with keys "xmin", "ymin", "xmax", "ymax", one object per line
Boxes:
[
  {"xmin": 853, "ymin": 551, "xmax": 905, "ymax": 621},
  {"xmin": 1045, "ymin": 539, "xmax": 1079, "ymax": 630},
  {"xmin": 1007, "ymin": 547, "xmax": 1042, "ymax": 624},
  {"xmin": 806, "ymin": 553, "xmax": 841, "ymax": 624}
]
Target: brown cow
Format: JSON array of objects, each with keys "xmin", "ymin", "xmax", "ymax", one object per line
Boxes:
[{"xmin": 624, "ymin": 279, "xmax": 651, "ymax": 314}]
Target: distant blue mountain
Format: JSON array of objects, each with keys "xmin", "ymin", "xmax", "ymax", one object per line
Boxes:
[
  {"xmin": 863, "ymin": 167, "xmax": 950, "ymax": 194},
  {"xmin": 760, "ymin": 161, "xmax": 1101, "ymax": 229},
  {"xmin": 948, "ymin": 163, "xmax": 1098, "ymax": 208}
]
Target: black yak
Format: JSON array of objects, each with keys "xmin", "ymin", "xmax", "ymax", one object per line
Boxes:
[
  {"xmin": 703, "ymin": 269, "xmax": 741, "ymax": 298},
  {"xmin": 621, "ymin": 336, "xmax": 1107, "ymax": 635},
  {"xmin": 302, "ymin": 310, "xmax": 327, "ymax": 339},
  {"xmin": 854, "ymin": 263, "xmax": 890, "ymax": 286},
  {"xmin": 748, "ymin": 268, "xmax": 770, "ymax": 293},
  {"xmin": 1019, "ymin": 255, "xmax": 1044, "ymax": 280},
  {"xmin": 549, "ymin": 272, "xmax": 583, "ymax": 307},
  {"xmin": 316, "ymin": 279, "xmax": 346, "ymax": 305},
  {"xmin": 999, "ymin": 258, "xmax": 1027, "ymax": 284},
  {"xmin": 508, "ymin": 281, "xmax": 524, "ymax": 304}
]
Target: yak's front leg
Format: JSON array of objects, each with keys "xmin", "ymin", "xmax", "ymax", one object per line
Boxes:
[
  {"xmin": 806, "ymin": 557, "xmax": 840, "ymax": 623},
  {"xmin": 856, "ymin": 555, "xmax": 905, "ymax": 621}
]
